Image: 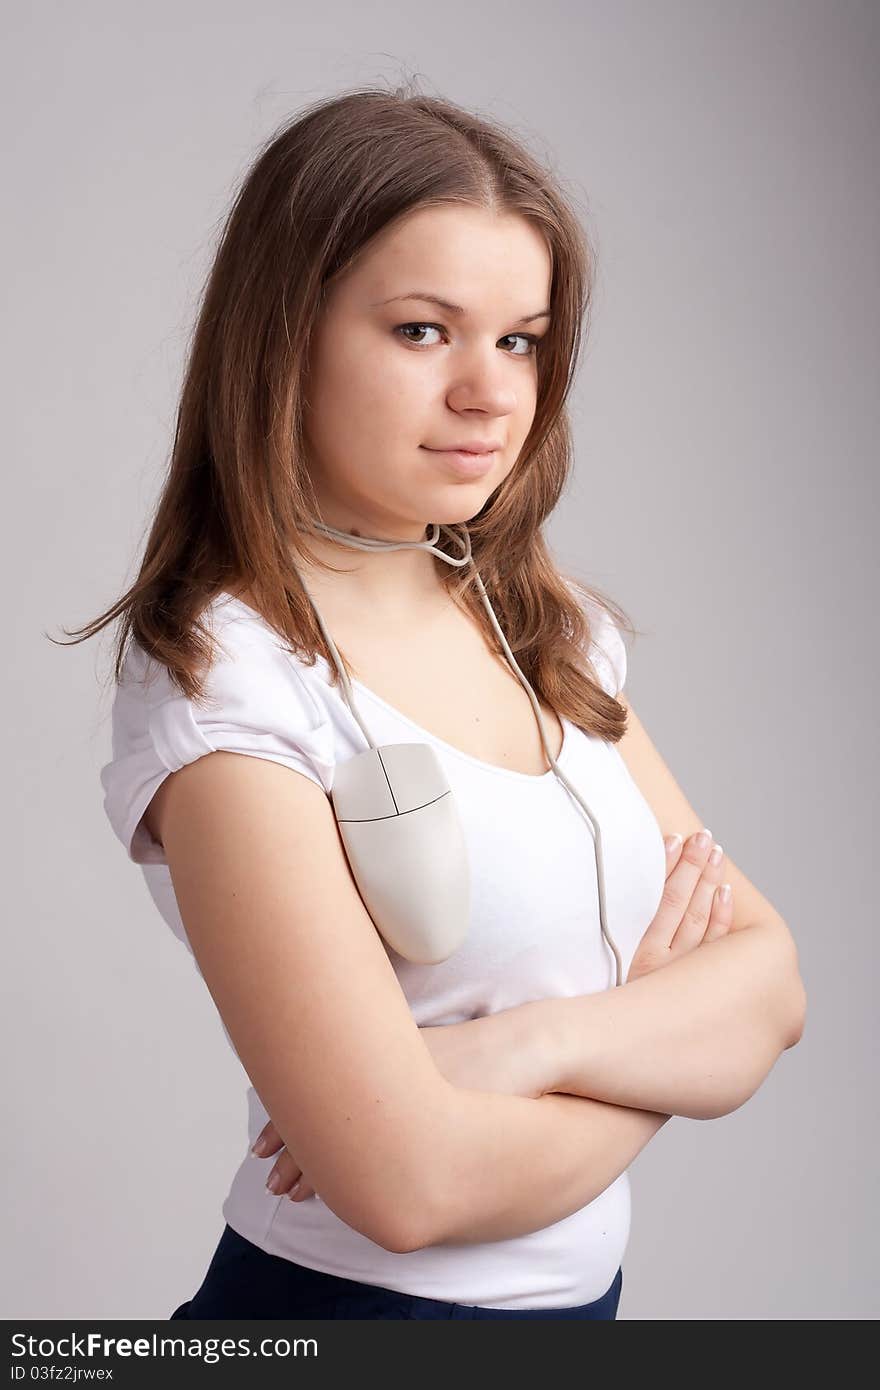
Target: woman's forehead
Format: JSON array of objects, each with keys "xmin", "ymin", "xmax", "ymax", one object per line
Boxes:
[{"xmin": 333, "ymin": 208, "xmax": 552, "ymax": 315}]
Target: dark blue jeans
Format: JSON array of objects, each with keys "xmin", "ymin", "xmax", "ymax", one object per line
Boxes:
[{"xmin": 170, "ymin": 1223, "xmax": 623, "ymax": 1320}]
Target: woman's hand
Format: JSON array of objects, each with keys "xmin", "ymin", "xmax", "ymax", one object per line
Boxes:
[
  {"xmin": 250, "ymin": 1009, "xmax": 547, "ymax": 1202},
  {"xmin": 626, "ymin": 828, "xmax": 733, "ymax": 983}
]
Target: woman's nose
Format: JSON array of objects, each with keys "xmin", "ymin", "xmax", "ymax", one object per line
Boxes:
[{"xmin": 445, "ymin": 363, "xmax": 518, "ymax": 417}]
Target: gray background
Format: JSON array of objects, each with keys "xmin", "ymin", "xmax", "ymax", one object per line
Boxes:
[{"xmin": 3, "ymin": 1, "xmax": 876, "ymax": 1320}]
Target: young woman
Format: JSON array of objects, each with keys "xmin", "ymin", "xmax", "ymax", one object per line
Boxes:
[{"xmin": 74, "ymin": 86, "xmax": 805, "ymax": 1319}]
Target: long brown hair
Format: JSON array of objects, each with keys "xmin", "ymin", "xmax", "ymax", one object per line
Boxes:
[{"xmin": 55, "ymin": 82, "xmax": 638, "ymax": 742}]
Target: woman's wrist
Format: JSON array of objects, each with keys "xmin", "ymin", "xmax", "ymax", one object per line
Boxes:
[
  {"xmin": 419, "ymin": 997, "xmax": 574, "ymax": 1101},
  {"xmin": 511, "ymin": 997, "xmax": 572, "ymax": 1098}
]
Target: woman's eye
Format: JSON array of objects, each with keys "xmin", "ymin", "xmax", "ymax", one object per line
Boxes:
[
  {"xmin": 500, "ymin": 333, "xmax": 540, "ymax": 357},
  {"xmin": 394, "ymin": 323, "xmax": 540, "ymax": 356},
  {"xmin": 395, "ymin": 323, "xmax": 444, "ymax": 347}
]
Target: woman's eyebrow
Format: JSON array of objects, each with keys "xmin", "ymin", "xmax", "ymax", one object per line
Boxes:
[{"xmin": 372, "ymin": 291, "xmax": 551, "ymax": 324}]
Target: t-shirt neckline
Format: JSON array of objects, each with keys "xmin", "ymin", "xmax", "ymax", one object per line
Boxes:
[{"xmin": 217, "ymin": 592, "xmax": 570, "ymax": 784}]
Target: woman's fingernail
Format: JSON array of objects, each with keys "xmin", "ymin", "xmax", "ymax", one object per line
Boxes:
[
  {"xmin": 266, "ymin": 1171, "xmax": 281, "ymax": 1193},
  {"xmin": 664, "ymin": 833, "xmax": 682, "ymax": 853},
  {"xmin": 251, "ymin": 1136, "xmax": 268, "ymax": 1156}
]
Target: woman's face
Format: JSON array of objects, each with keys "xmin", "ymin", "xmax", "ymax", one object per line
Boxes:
[{"xmin": 301, "ymin": 203, "xmax": 553, "ymax": 537}]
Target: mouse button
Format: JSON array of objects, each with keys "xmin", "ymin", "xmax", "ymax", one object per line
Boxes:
[
  {"xmin": 330, "ymin": 747, "xmax": 398, "ymax": 820},
  {"xmin": 377, "ymin": 743, "xmax": 450, "ymax": 813}
]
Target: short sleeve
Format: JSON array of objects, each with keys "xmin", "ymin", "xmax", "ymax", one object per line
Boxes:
[
  {"xmin": 588, "ymin": 606, "xmax": 627, "ymax": 698},
  {"xmin": 99, "ymin": 609, "xmax": 337, "ymax": 866},
  {"xmin": 564, "ymin": 579, "xmax": 628, "ymax": 698}
]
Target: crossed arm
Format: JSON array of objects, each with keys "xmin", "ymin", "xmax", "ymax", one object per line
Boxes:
[
  {"xmin": 518, "ymin": 914, "xmax": 805, "ymax": 1120},
  {"xmin": 423, "ymin": 690, "xmax": 810, "ymax": 1245},
  {"xmin": 251, "ymin": 695, "xmax": 808, "ymax": 1244},
  {"xmin": 413, "ymin": 916, "xmax": 804, "ymax": 1247},
  {"xmin": 544, "ymin": 695, "xmax": 808, "ymax": 1121}
]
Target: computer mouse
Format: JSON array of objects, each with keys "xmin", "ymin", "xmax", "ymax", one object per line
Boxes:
[{"xmin": 329, "ymin": 742, "xmax": 471, "ymax": 964}]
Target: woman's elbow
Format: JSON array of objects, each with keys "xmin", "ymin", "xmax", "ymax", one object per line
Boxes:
[
  {"xmin": 785, "ymin": 975, "xmax": 807, "ymax": 1049},
  {"xmin": 775, "ymin": 925, "xmax": 807, "ymax": 1049},
  {"xmin": 342, "ymin": 1112, "xmax": 451, "ymax": 1254},
  {"xmin": 372, "ymin": 1171, "xmax": 446, "ymax": 1254}
]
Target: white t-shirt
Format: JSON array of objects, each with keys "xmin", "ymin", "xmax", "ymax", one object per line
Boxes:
[{"xmin": 100, "ymin": 590, "xmax": 666, "ymax": 1310}]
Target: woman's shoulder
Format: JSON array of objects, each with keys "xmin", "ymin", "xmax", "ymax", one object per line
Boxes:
[
  {"xmin": 117, "ymin": 589, "xmax": 292, "ymax": 704},
  {"xmin": 563, "ymin": 580, "xmax": 628, "ymax": 699},
  {"xmin": 101, "ymin": 589, "xmax": 338, "ymax": 865},
  {"xmin": 203, "ymin": 587, "xmax": 320, "ymax": 669}
]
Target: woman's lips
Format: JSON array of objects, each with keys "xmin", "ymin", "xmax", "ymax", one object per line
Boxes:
[{"xmin": 422, "ymin": 446, "xmax": 498, "ymax": 478}]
